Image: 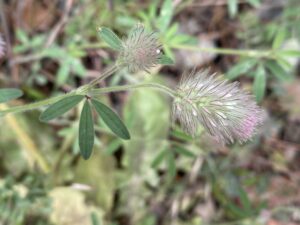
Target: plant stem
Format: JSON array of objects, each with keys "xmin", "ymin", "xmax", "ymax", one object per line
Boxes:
[
  {"xmin": 0, "ymin": 82, "xmax": 176, "ymax": 116},
  {"xmin": 87, "ymin": 64, "xmax": 119, "ymax": 88},
  {"xmin": 90, "ymin": 83, "xmax": 177, "ymax": 97},
  {"xmin": 0, "ymin": 92, "xmax": 77, "ymax": 116},
  {"xmin": 0, "ymin": 64, "xmax": 119, "ymax": 116},
  {"xmin": 173, "ymin": 44, "xmax": 276, "ymax": 59}
]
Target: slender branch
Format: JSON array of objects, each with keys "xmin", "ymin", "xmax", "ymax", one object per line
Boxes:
[
  {"xmin": 0, "ymin": 63, "xmax": 119, "ymax": 116},
  {"xmin": 0, "ymin": 81, "xmax": 177, "ymax": 117},
  {"xmin": 90, "ymin": 83, "xmax": 177, "ymax": 97},
  {"xmin": 173, "ymin": 44, "xmax": 276, "ymax": 59},
  {"xmin": 0, "ymin": 63, "xmax": 176, "ymax": 116},
  {"xmin": 87, "ymin": 64, "xmax": 119, "ymax": 88},
  {"xmin": 0, "ymin": 94, "xmax": 72, "ymax": 116}
]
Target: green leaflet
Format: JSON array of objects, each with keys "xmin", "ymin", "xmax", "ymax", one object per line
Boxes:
[
  {"xmin": 91, "ymin": 212, "xmax": 101, "ymax": 225},
  {"xmin": 98, "ymin": 27, "xmax": 123, "ymax": 51},
  {"xmin": 158, "ymin": 54, "xmax": 174, "ymax": 65},
  {"xmin": 265, "ymin": 60, "xmax": 291, "ymax": 82},
  {"xmin": 39, "ymin": 95, "xmax": 84, "ymax": 122},
  {"xmin": 151, "ymin": 149, "xmax": 168, "ymax": 168},
  {"xmin": 79, "ymin": 100, "xmax": 94, "ymax": 160},
  {"xmin": 253, "ymin": 65, "xmax": 266, "ymax": 102},
  {"xmin": 174, "ymin": 146, "xmax": 196, "ymax": 158},
  {"xmin": 272, "ymin": 27, "xmax": 287, "ymax": 49},
  {"xmin": 0, "ymin": 88, "xmax": 23, "ymax": 103},
  {"xmin": 226, "ymin": 59, "xmax": 257, "ymax": 80},
  {"xmin": 91, "ymin": 99, "xmax": 130, "ymax": 140},
  {"xmin": 158, "ymin": 0, "xmax": 173, "ymax": 31}
]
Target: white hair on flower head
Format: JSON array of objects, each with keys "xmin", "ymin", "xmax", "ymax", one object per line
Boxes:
[
  {"xmin": 172, "ymin": 69, "xmax": 265, "ymax": 144},
  {"xmin": 118, "ymin": 24, "xmax": 162, "ymax": 73}
]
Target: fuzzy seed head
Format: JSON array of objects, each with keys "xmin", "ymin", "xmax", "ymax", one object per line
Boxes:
[
  {"xmin": 172, "ymin": 69, "xmax": 265, "ymax": 144},
  {"xmin": 0, "ymin": 34, "xmax": 5, "ymax": 58},
  {"xmin": 118, "ymin": 25, "xmax": 161, "ymax": 73}
]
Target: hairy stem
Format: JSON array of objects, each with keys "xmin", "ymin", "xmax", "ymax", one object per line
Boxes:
[
  {"xmin": 173, "ymin": 44, "xmax": 276, "ymax": 59},
  {"xmin": 0, "ymin": 64, "xmax": 119, "ymax": 116},
  {"xmin": 87, "ymin": 64, "xmax": 119, "ymax": 88},
  {"xmin": 0, "ymin": 82, "xmax": 176, "ymax": 117},
  {"xmin": 0, "ymin": 94, "xmax": 71, "ymax": 116},
  {"xmin": 90, "ymin": 83, "xmax": 177, "ymax": 97}
]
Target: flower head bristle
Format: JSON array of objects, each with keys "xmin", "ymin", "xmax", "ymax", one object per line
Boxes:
[
  {"xmin": 172, "ymin": 69, "xmax": 265, "ymax": 144},
  {"xmin": 118, "ymin": 25, "xmax": 162, "ymax": 73}
]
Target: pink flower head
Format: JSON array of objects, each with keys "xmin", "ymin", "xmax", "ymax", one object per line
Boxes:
[
  {"xmin": 172, "ymin": 69, "xmax": 265, "ymax": 144},
  {"xmin": 118, "ymin": 24, "xmax": 162, "ymax": 73}
]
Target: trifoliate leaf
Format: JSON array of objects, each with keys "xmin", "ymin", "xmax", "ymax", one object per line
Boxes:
[
  {"xmin": 79, "ymin": 100, "xmax": 94, "ymax": 160},
  {"xmin": 92, "ymin": 99, "xmax": 130, "ymax": 140},
  {"xmin": 40, "ymin": 95, "xmax": 84, "ymax": 122},
  {"xmin": 0, "ymin": 88, "xmax": 23, "ymax": 103},
  {"xmin": 98, "ymin": 27, "xmax": 123, "ymax": 51}
]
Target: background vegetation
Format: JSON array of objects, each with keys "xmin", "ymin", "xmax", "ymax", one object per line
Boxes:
[{"xmin": 0, "ymin": 0, "xmax": 299, "ymax": 224}]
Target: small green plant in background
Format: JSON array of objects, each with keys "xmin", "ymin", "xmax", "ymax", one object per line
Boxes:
[{"xmin": 0, "ymin": 176, "xmax": 51, "ymax": 225}]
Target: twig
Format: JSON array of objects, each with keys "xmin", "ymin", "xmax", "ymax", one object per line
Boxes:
[
  {"xmin": 0, "ymin": 0, "xmax": 19, "ymax": 83},
  {"xmin": 45, "ymin": 0, "xmax": 73, "ymax": 48}
]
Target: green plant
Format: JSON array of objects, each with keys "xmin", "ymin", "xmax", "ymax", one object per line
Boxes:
[
  {"xmin": 0, "ymin": 176, "xmax": 51, "ymax": 225},
  {"xmin": 0, "ymin": 23, "xmax": 265, "ymax": 161},
  {"xmin": 0, "ymin": 25, "xmax": 173, "ymax": 160}
]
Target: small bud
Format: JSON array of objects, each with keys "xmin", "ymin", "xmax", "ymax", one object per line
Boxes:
[
  {"xmin": 118, "ymin": 25, "xmax": 162, "ymax": 73},
  {"xmin": 172, "ymin": 69, "xmax": 265, "ymax": 144},
  {"xmin": 0, "ymin": 34, "xmax": 5, "ymax": 58}
]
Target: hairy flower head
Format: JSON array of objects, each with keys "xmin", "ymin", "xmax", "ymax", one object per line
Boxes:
[
  {"xmin": 0, "ymin": 34, "xmax": 5, "ymax": 58},
  {"xmin": 118, "ymin": 25, "xmax": 162, "ymax": 73},
  {"xmin": 172, "ymin": 70, "xmax": 264, "ymax": 144}
]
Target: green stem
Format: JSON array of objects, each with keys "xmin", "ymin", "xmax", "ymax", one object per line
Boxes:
[
  {"xmin": 173, "ymin": 44, "xmax": 276, "ymax": 59},
  {"xmin": 90, "ymin": 83, "xmax": 177, "ymax": 97},
  {"xmin": 0, "ymin": 82, "xmax": 176, "ymax": 116},
  {"xmin": 0, "ymin": 64, "xmax": 119, "ymax": 116},
  {"xmin": 0, "ymin": 85, "xmax": 91, "ymax": 116},
  {"xmin": 87, "ymin": 64, "xmax": 119, "ymax": 88},
  {"xmin": 0, "ymin": 93, "xmax": 72, "ymax": 116}
]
